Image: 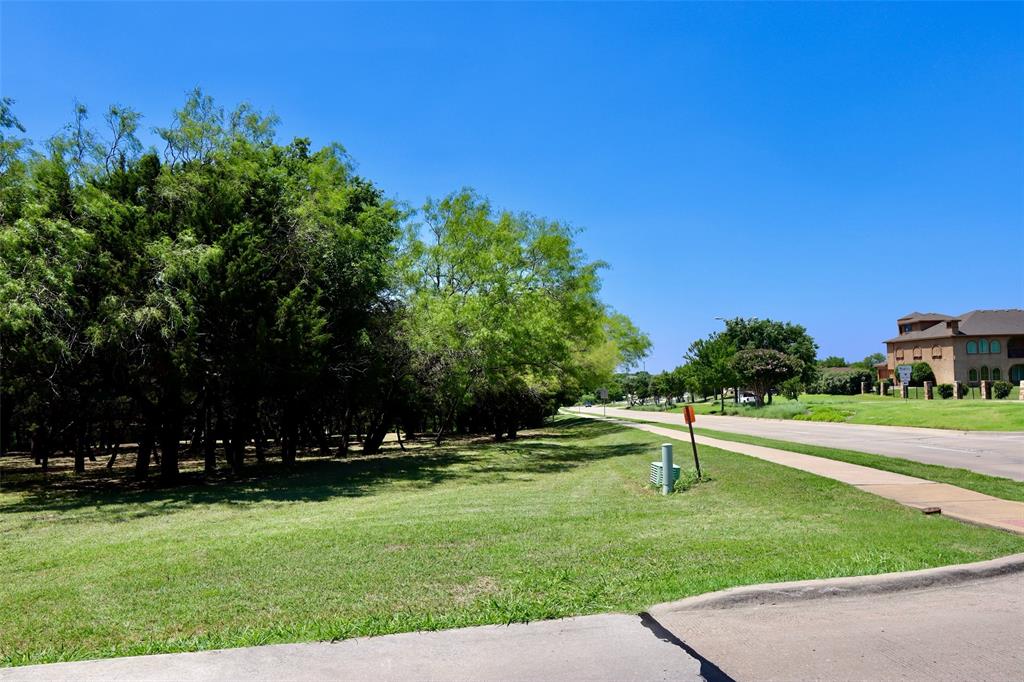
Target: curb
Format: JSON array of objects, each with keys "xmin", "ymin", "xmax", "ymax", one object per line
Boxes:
[{"xmin": 647, "ymin": 553, "xmax": 1024, "ymax": 614}]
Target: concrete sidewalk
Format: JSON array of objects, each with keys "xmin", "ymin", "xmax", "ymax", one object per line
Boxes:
[
  {"xmin": 575, "ymin": 405, "xmax": 1024, "ymax": 480},
  {"xmin": 570, "ymin": 411, "xmax": 1024, "ymax": 534},
  {"xmin": 0, "ymin": 615, "xmax": 705, "ymax": 682}
]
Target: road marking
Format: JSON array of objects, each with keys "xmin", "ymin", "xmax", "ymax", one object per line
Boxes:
[{"xmin": 916, "ymin": 444, "xmax": 975, "ymax": 454}]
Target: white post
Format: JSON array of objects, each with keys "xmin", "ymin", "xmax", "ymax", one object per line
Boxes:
[{"xmin": 661, "ymin": 443, "xmax": 673, "ymax": 496}]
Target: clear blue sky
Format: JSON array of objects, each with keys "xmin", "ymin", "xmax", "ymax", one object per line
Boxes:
[{"xmin": 3, "ymin": 2, "xmax": 1022, "ymax": 371}]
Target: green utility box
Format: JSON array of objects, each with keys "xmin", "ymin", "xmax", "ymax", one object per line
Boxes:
[{"xmin": 649, "ymin": 461, "xmax": 681, "ymax": 486}]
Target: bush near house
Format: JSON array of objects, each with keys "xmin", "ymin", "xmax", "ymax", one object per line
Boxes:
[
  {"xmin": 936, "ymin": 384, "xmax": 954, "ymax": 400},
  {"xmin": 911, "ymin": 362, "xmax": 936, "ymax": 385},
  {"xmin": 807, "ymin": 368, "xmax": 873, "ymax": 395},
  {"xmin": 992, "ymin": 381, "xmax": 1013, "ymax": 400}
]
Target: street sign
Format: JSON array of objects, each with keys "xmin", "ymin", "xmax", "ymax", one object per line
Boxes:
[
  {"xmin": 598, "ymin": 388, "xmax": 609, "ymax": 400},
  {"xmin": 897, "ymin": 364, "xmax": 913, "ymax": 385},
  {"xmin": 682, "ymin": 405, "xmax": 701, "ymax": 478}
]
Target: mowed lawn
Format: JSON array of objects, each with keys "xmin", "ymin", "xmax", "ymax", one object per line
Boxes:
[
  {"xmin": 625, "ymin": 392, "xmax": 1024, "ymax": 431},
  {"xmin": 3, "ymin": 417, "xmax": 1023, "ymax": 667}
]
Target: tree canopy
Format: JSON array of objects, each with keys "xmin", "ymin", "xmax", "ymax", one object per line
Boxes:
[{"xmin": 0, "ymin": 92, "xmax": 647, "ymax": 483}]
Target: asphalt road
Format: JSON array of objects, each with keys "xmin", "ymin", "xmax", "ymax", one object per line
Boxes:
[{"xmin": 575, "ymin": 406, "xmax": 1024, "ymax": 481}]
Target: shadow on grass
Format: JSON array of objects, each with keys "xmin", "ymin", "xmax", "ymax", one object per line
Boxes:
[{"xmin": 1, "ymin": 417, "xmax": 636, "ymax": 520}]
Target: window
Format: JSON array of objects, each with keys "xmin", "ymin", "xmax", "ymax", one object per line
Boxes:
[
  {"xmin": 895, "ymin": 349, "xmax": 904, "ymax": 360},
  {"xmin": 979, "ymin": 339, "xmax": 989, "ymax": 354},
  {"xmin": 966, "ymin": 341, "xmax": 977, "ymax": 354},
  {"xmin": 901, "ymin": 324, "xmax": 912, "ymax": 333},
  {"xmin": 992, "ymin": 368, "xmax": 1001, "ymax": 380},
  {"xmin": 990, "ymin": 340, "xmax": 1001, "ymax": 354},
  {"xmin": 981, "ymin": 366, "xmax": 989, "ymax": 381},
  {"xmin": 931, "ymin": 345, "xmax": 942, "ymax": 359},
  {"xmin": 913, "ymin": 347, "xmax": 923, "ymax": 360},
  {"xmin": 969, "ymin": 368, "xmax": 978, "ymax": 381}
]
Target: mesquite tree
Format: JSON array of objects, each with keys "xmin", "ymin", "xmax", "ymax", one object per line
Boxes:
[{"xmin": 0, "ymin": 92, "xmax": 647, "ymax": 485}]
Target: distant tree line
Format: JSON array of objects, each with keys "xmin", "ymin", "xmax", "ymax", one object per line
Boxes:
[
  {"xmin": 599, "ymin": 318, "xmax": 819, "ymax": 408},
  {"xmin": 0, "ymin": 91, "xmax": 649, "ymax": 482}
]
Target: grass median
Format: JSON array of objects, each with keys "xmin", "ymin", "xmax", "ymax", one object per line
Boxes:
[
  {"xmin": 621, "ymin": 392, "xmax": 1024, "ymax": 431},
  {"xmin": 3, "ymin": 415, "xmax": 1022, "ymax": 667},
  {"xmin": 618, "ymin": 416, "xmax": 1024, "ymax": 502}
]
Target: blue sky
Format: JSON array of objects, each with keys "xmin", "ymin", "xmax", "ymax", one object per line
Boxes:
[{"xmin": 3, "ymin": 2, "xmax": 1022, "ymax": 371}]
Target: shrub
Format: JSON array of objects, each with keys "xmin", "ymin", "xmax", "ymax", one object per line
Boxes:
[
  {"xmin": 808, "ymin": 368, "xmax": 872, "ymax": 395},
  {"xmin": 911, "ymin": 362, "xmax": 935, "ymax": 384},
  {"xmin": 992, "ymin": 381, "xmax": 1013, "ymax": 399},
  {"xmin": 958, "ymin": 382, "xmax": 971, "ymax": 399},
  {"xmin": 779, "ymin": 377, "xmax": 803, "ymax": 401},
  {"xmin": 935, "ymin": 384, "xmax": 954, "ymax": 400}
]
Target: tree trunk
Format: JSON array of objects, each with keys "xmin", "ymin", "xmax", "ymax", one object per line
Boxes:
[
  {"xmin": 135, "ymin": 428, "xmax": 154, "ymax": 481},
  {"xmin": 254, "ymin": 426, "xmax": 265, "ymax": 464},
  {"xmin": 106, "ymin": 443, "xmax": 120, "ymax": 469},
  {"xmin": 230, "ymin": 417, "xmax": 245, "ymax": 476},
  {"xmin": 282, "ymin": 408, "xmax": 296, "ymax": 465},
  {"xmin": 204, "ymin": 405, "xmax": 217, "ymax": 474},
  {"xmin": 362, "ymin": 413, "xmax": 390, "ymax": 455},
  {"xmin": 316, "ymin": 424, "xmax": 330, "ymax": 457},
  {"xmin": 435, "ymin": 403, "xmax": 456, "ymax": 446},
  {"xmin": 160, "ymin": 422, "xmax": 179, "ymax": 482}
]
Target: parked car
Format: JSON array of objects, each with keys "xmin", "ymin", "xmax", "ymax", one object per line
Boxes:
[
  {"xmin": 583, "ymin": 401, "xmax": 593, "ymax": 407},
  {"xmin": 738, "ymin": 392, "xmax": 758, "ymax": 406}
]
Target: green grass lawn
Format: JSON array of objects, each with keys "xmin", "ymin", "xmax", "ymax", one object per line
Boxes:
[
  {"xmin": 3, "ymin": 416, "xmax": 1022, "ymax": 667},
  {"xmin": 618, "ymin": 417, "xmax": 1024, "ymax": 503},
  {"xmin": 623, "ymin": 392, "xmax": 1024, "ymax": 431}
]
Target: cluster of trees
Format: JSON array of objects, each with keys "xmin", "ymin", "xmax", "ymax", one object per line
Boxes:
[
  {"xmin": 680, "ymin": 318, "xmax": 817, "ymax": 407},
  {"xmin": 599, "ymin": 318, "xmax": 818, "ymax": 408},
  {"xmin": 0, "ymin": 92, "xmax": 648, "ymax": 482},
  {"xmin": 808, "ymin": 353, "xmax": 885, "ymax": 395}
]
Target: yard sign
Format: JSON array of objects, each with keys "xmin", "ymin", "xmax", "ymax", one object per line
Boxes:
[{"xmin": 897, "ymin": 364, "xmax": 913, "ymax": 385}]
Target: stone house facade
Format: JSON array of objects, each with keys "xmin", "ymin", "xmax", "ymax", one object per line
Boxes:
[{"xmin": 884, "ymin": 310, "xmax": 1024, "ymax": 385}]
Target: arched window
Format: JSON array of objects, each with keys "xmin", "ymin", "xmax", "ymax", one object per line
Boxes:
[
  {"xmin": 979, "ymin": 339, "xmax": 989, "ymax": 353},
  {"xmin": 990, "ymin": 340, "xmax": 1001, "ymax": 354},
  {"xmin": 992, "ymin": 368, "xmax": 1001, "ymax": 380},
  {"xmin": 895, "ymin": 349, "xmax": 904, "ymax": 360},
  {"xmin": 969, "ymin": 368, "xmax": 978, "ymax": 382},
  {"xmin": 931, "ymin": 346, "xmax": 942, "ymax": 359},
  {"xmin": 981, "ymin": 366, "xmax": 989, "ymax": 381},
  {"xmin": 966, "ymin": 341, "xmax": 977, "ymax": 354},
  {"xmin": 913, "ymin": 347, "xmax": 923, "ymax": 360}
]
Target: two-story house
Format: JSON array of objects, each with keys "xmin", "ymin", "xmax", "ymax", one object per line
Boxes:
[{"xmin": 884, "ymin": 310, "xmax": 1024, "ymax": 385}]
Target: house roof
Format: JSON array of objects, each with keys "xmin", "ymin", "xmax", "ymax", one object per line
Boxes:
[
  {"xmin": 885, "ymin": 309, "xmax": 1024, "ymax": 344},
  {"xmin": 897, "ymin": 311, "xmax": 954, "ymax": 323},
  {"xmin": 959, "ymin": 309, "xmax": 1024, "ymax": 336}
]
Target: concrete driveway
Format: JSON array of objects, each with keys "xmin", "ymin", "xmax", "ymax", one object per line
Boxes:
[
  {"xmin": 653, "ymin": 557, "xmax": 1024, "ymax": 682},
  {"xmin": 576, "ymin": 406, "xmax": 1024, "ymax": 481}
]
